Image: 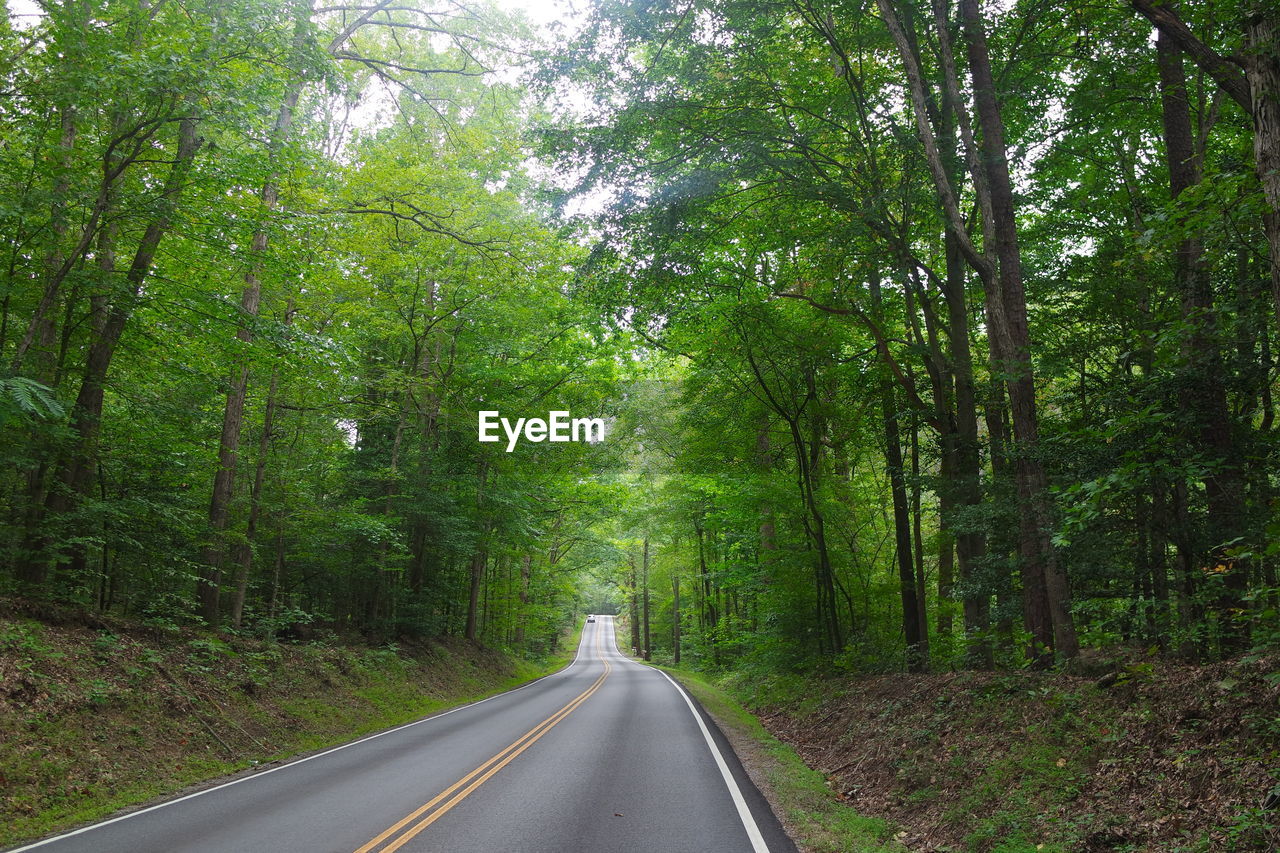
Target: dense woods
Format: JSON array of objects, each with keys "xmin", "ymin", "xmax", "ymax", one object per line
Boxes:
[
  {"xmin": 0, "ymin": 0, "xmax": 624, "ymax": 650},
  {"xmin": 3, "ymin": 0, "xmax": 1280, "ymax": 680},
  {"xmin": 540, "ymin": 0, "xmax": 1280, "ymax": 673}
]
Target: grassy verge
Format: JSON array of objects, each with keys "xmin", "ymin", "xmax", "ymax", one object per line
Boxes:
[
  {"xmin": 1, "ymin": 615, "xmax": 581, "ymax": 849},
  {"xmin": 656, "ymin": 665, "xmax": 906, "ymax": 853},
  {"xmin": 707, "ymin": 661, "xmax": 1280, "ymax": 852}
]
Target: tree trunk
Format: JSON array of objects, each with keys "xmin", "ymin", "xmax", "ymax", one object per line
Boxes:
[
  {"xmin": 883, "ymin": 0, "xmax": 1055, "ymax": 664},
  {"xmin": 465, "ymin": 550, "xmax": 486, "ymax": 642},
  {"xmin": 1157, "ymin": 30, "xmax": 1250, "ymax": 652},
  {"xmin": 230, "ymin": 363, "xmax": 282, "ymax": 628},
  {"xmin": 464, "ymin": 461, "xmax": 490, "ymax": 642},
  {"xmin": 936, "ymin": 447, "xmax": 957, "ymax": 638},
  {"xmin": 876, "ymin": 273, "xmax": 926, "ymax": 671},
  {"xmin": 199, "ymin": 5, "xmax": 313, "ymax": 627},
  {"xmin": 672, "ymin": 569, "xmax": 681, "ymax": 664},
  {"xmin": 943, "ymin": 231, "xmax": 992, "ymax": 666},
  {"xmin": 1246, "ymin": 5, "xmax": 1280, "ymax": 330},
  {"xmin": 910, "ymin": 411, "xmax": 930, "ymax": 661},
  {"xmin": 960, "ymin": 0, "xmax": 1078, "ymax": 663},
  {"xmin": 884, "ymin": 383, "xmax": 925, "ymax": 671},
  {"xmin": 1129, "ymin": 1, "xmax": 1280, "ymax": 330},
  {"xmin": 515, "ymin": 554, "xmax": 530, "ymax": 646},
  {"xmin": 12, "ymin": 100, "xmax": 80, "ymax": 590},
  {"xmin": 628, "ymin": 554, "xmax": 640, "ymax": 655},
  {"xmin": 642, "ymin": 537, "xmax": 652, "ymax": 661},
  {"xmin": 25, "ymin": 114, "xmax": 201, "ymax": 587}
]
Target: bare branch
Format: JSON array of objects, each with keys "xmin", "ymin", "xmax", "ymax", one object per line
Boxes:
[{"xmin": 332, "ymin": 51, "xmax": 486, "ymax": 76}]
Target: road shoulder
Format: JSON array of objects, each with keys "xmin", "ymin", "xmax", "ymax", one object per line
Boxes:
[{"xmin": 659, "ymin": 667, "xmax": 906, "ymax": 853}]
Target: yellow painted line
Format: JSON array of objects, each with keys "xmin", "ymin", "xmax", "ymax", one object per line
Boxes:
[
  {"xmin": 356, "ymin": 626, "xmax": 610, "ymax": 853},
  {"xmin": 380, "ymin": 659, "xmax": 611, "ymax": 853}
]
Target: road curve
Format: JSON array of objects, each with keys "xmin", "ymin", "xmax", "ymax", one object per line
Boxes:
[{"xmin": 10, "ymin": 616, "xmax": 797, "ymax": 853}]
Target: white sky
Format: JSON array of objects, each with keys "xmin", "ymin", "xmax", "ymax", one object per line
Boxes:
[
  {"xmin": 6, "ymin": 0, "xmax": 38, "ymax": 27},
  {"xmin": 6, "ymin": 0, "xmax": 581, "ymax": 34},
  {"xmin": 501, "ymin": 0, "xmax": 581, "ymax": 29}
]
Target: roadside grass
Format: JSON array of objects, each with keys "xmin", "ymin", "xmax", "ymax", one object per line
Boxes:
[
  {"xmin": 0, "ymin": 617, "xmax": 582, "ymax": 849},
  {"xmin": 732, "ymin": 665, "xmax": 1278, "ymax": 852},
  {"xmin": 656, "ymin": 665, "xmax": 907, "ymax": 853}
]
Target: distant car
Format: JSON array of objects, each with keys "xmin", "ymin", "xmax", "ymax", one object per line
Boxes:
[{"xmin": 587, "ymin": 615, "xmax": 595, "ymax": 623}]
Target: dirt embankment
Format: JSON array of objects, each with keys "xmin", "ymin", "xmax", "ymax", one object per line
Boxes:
[
  {"xmin": 0, "ymin": 599, "xmax": 547, "ymax": 848},
  {"xmin": 747, "ymin": 655, "xmax": 1280, "ymax": 852}
]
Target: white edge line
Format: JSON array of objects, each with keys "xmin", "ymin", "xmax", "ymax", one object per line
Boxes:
[
  {"xmin": 603, "ymin": 617, "xmax": 770, "ymax": 853},
  {"xmin": 7, "ymin": 636, "xmax": 588, "ymax": 853},
  {"xmin": 653, "ymin": 669, "xmax": 771, "ymax": 853}
]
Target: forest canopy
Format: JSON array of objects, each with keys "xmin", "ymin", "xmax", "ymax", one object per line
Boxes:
[{"xmin": 2, "ymin": 0, "xmax": 1279, "ymax": 673}]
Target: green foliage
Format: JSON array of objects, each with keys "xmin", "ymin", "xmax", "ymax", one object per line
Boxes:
[
  {"xmin": 1, "ymin": 619, "xmax": 47, "ymax": 652},
  {"xmin": 530, "ymin": 0, "xmax": 1280, "ymax": 675},
  {"xmin": 0, "ymin": 378, "xmax": 63, "ymax": 425},
  {"xmin": 0, "ymin": 0, "xmax": 1276, "ymax": 801},
  {"xmin": 0, "ymin": 0, "xmax": 625, "ymax": 650}
]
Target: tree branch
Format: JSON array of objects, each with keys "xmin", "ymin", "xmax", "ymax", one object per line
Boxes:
[
  {"xmin": 776, "ymin": 291, "xmax": 942, "ymax": 429},
  {"xmin": 1128, "ymin": 0, "xmax": 1251, "ymax": 113}
]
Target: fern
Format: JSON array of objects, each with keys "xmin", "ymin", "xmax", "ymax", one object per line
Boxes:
[{"xmin": 0, "ymin": 376, "xmax": 65, "ymax": 421}]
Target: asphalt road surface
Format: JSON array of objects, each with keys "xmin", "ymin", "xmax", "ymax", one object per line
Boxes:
[{"xmin": 12, "ymin": 616, "xmax": 797, "ymax": 853}]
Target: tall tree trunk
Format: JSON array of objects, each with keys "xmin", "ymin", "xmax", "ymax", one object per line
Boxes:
[
  {"xmin": 883, "ymin": 0, "xmax": 1065, "ymax": 663},
  {"xmin": 910, "ymin": 411, "xmax": 930, "ymax": 661},
  {"xmin": 1128, "ymin": 0, "xmax": 1280, "ymax": 329},
  {"xmin": 12, "ymin": 100, "xmax": 79, "ymax": 590},
  {"xmin": 936, "ymin": 447, "xmax": 957, "ymax": 638},
  {"xmin": 199, "ymin": 9, "xmax": 311, "ymax": 627},
  {"xmin": 464, "ymin": 461, "xmax": 490, "ymax": 642},
  {"xmin": 943, "ymin": 232, "xmax": 992, "ymax": 666},
  {"xmin": 49, "ymin": 114, "xmax": 202, "ymax": 510},
  {"xmin": 884, "ymin": 382, "xmax": 925, "ymax": 671},
  {"xmin": 798, "ymin": 416, "xmax": 841, "ymax": 656},
  {"xmin": 628, "ymin": 553, "xmax": 640, "ymax": 655},
  {"xmin": 642, "ymin": 537, "xmax": 652, "ymax": 661},
  {"xmin": 514, "ymin": 554, "xmax": 530, "ymax": 647},
  {"xmin": 1157, "ymin": 30, "xmax": 1250, "ymax": 652},
  {"xmin": 465, "ymin": 550, "xmax": 486, "ymax": 642},
  {"xmin": 230, "ymin": 364, "xmax": 282, "ymax": 628},
  {"xmin": 985, "ymin": 369, "xmax": 1018, "ymax": 654},
  {"xmin": 903, "ymin": 232, "xmax": 966, "ymax": 648},
  {"xmin": 959, "ymin": 0, "xmax": 1078, "ymax": 663},
  {"xmin": 876, "ymin": 278, "xmax": 926, "ymax": 670},
  {"xmin": 930, "ymin": 17, "xmax": 992, "ymax": 654},
  {"xmin": 22, "ymin": 114, "xmax": 202, "ymax": 587},
  {"xmin": 672, "ymin": 569, "xmax": 681, "ymax": 665},
  {"xmin": 1245, "ymin": 6, "xmax": 1280, "ymax": 329}
]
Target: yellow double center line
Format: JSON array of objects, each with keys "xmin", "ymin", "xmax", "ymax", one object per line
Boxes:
[{"xmin": 354, "ymin": 627, "xmax": 611, "ymax": 853}]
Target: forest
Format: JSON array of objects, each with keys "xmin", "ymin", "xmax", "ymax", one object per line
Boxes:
[{"xmin": 2, "ymin": 0, "xmax": 1280, "ymax": 708}]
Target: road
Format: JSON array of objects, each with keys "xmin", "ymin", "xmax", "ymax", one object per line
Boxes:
[{"xmin": 12, "ymin": 616, "xmax": 797, "ymax": 853}]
